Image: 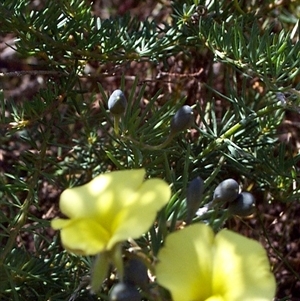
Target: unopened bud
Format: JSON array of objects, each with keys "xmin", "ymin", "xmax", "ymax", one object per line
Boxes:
[
  {"xmin": 213, "ymin": 179, "xmax": 239, "ymax": 203},
  {"xmin": 228, "ymin": 192, "xmax": 255, "ymax": 216},
  {"xmin": 109, "ymin": 282, "xmax": 141, "ymax": 301},
  {"xmin": 124, "ymin": 258, "xmax": 148, "ymax": 289},
  {"xmin": 108, "ymin": 89, "xmax": 127, "ymax": 115},
  {"xmin": 185, "ymin": 176, "xmax": 204, "ymax": 224},
  {"xmin": 170, "ymin": 105, "xmax": 194, "ymax": 134}
]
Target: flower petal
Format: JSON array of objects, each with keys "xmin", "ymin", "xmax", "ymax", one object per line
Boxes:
[
  {"xmin": 213, "ymin": 229, "xmax": 276, "ymax": 301},
  {"xmin": 51, "ymin": 218, "xmax": 72, "ymax": 229},
  {"xmin": 58, "ymin": 218, "xmax": 111, "ymax": 255},
  {"xmin": 156, "ymin": 224, "xmax": 276, "ymax": 301},
  {"xmin": 205, "ymin": 297, "xmax": 225, "ymax": 301},
  {"xmin": 107, "ymin": 178, "xmax": 171, "ymax": 249},
  {"xmin": 156, "ymin": 224, "xmax": 215, "ymax": 301},
  {"xmin": 59, "ymin": 169, "xmax": 146, "ymax": 219}
]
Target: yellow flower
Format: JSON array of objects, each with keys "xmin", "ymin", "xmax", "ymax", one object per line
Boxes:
[
  {"xmin": 51, "ymin": 169, "xmax": 171, "ymax": 255},
  {"xmin": 156, "ymin": 224, "xmax": 276, "ymax": 301}
]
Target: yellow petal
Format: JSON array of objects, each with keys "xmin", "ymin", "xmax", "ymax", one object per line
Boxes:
[
  {"xmin": 156, "ymin": 224, "xmax": 276, "ymax": 301},
  {"xmin": 59, "ymin": 169, "xmax": 146, "ymax": 219},
  {"xmin": 51, "ymin": 218, "xmax": 72, "ymax": 229},
  {"xmin": 59, "ymin": 218, "xmax": 111, "ymax": 255},
  {"xmin": 52, "ymin": 169, "xmax": 171, "ymax": 255},
  {"xmin": 156, "ymin": 224, "xmax": 215, "ymax": 301},
  {"xmin": 212, "ymin": 229, "xmax": 276, "ymax": 301},
  {"xmin": 107, "ymin": 178, "xmax": 171, "ymax": 249},
  {"xmin": 205, "ymin": 296, "xmax": 225, "ymax": 301}
]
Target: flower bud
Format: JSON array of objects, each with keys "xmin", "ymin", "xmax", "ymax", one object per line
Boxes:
[
  {"xmin": 108, "ymin": 89, "xmax": 127, "ymax": 115},
  {"xmin": 213, "ymin": 179, "xmax": 239, "ymax": 203},
  {"xmin": 185, "ymin": 176, "xmax": 204, "ymax": 224},
  {"xmin": 109, "ymin": 282, "xmax": 141, "ymax": 301},
  {"xmin": 170, "ymin": 105, "xmax": 194, "ymax": 134},
  {"xmin": 124, "ymin": 258, "xmax": 148, "ymax": 289},
  {"xmin": 228, "ymin": 192, "xmax": 255, "ymax": 216}
]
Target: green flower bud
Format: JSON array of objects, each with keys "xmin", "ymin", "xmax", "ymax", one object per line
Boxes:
[
  {"xmin": 108, "ymin": 89, "xmax": 127, "ymax": 115},
  {"xmin": 170, "ymin": 105, "xmax": 194, "ymax": 134},
  {"xmin": 109, "ymin": 282, "xmax": 141, "ymax": 301},
  {"xmin": 124, "ymin": 258, "xmax": 148, "ymax": 289},
  {"xmin": 228, "ymin": 192, "xmax": 255, "ymax": 216},
  {"xmin": 213, "ymin": 179, "xmax": 239, "ymax": 203},
  {"xmin": 185, "ymin": 176, "xmax": 204, "ymax": 224}
]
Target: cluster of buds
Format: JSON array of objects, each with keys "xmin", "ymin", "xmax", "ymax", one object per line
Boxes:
[
  {"xmin": 213, "ymin": 178, "xmax": 255, "ymax": 216},
  {"xmin": 186, "ymin": 177, "xmax": 256, "ymax": 223}
]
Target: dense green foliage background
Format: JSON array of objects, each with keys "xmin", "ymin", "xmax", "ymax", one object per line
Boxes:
[{"xmin": 0, "ymin": 0, "xmax": 299, "ymax": 300}]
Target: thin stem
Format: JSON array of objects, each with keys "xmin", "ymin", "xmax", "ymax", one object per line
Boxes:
[
  {"xmin": 122, "ymin": 133, "xmax": 175, "ymax": 150},
  {"xmin": 114, "ymin": 116, "xmax": 120, "ymax": 136},
  {"xmin": 233, "ymin": 0, "xmax": 246, "ymax": 15},
  {"xmin": 198, "ymin": 104, "xmax": 283, "ymax": 159}
]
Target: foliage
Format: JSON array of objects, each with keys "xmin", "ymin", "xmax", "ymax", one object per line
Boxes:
[{"xmin": 0, "ymin": 0, "xmax": 299, "ymax": 300}]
